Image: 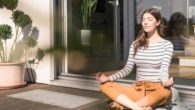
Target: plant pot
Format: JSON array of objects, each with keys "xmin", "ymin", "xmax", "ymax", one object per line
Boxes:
[
  {"xmin": 81, "ymin": 29, "xmax": 92, "ymax": 46},
  {"xmin": 0, "ymin": 61, "xmax": 26, "ymax": 89}
]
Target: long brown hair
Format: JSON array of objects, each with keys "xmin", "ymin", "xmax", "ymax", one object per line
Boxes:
[{"xmin": 133, "ymin": 8, "xmax": 165, "ymax": 56}]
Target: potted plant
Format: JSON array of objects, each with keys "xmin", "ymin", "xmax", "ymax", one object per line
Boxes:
[
  {"xmin": 0, "ymin": 0, "xmax": 44, "ymax": 89},
  {"xmin": 80, "ymin": 0, "xmax": 97, "ymax": 45}
]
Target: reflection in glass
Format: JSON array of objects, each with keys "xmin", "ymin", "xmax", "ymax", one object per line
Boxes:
[
  {"xmin": 68, "ymin": 0, "xmax": 124, "ymax": 75},
  {"xmin": 135, "ymin": 0, "xmax": 190, "ymax": 51}
]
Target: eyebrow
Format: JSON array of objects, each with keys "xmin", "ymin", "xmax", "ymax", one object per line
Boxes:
[{"xmin": 142, "ymin": 17, "xmax": 153, "ymax": 20}]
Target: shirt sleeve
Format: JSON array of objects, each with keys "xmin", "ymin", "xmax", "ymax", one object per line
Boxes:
[
  {"xmin": 159, "ymin": 41, "xmax": 173, "ymax": 83},
  {"xmin": 108, "ymin": 43, "xmax": 135, "ymax": 81}
]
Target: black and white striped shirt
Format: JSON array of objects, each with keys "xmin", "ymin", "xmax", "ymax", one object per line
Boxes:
[{"xmin": 109, "ymin": 40, "xmax": 173, "ymax": 83}]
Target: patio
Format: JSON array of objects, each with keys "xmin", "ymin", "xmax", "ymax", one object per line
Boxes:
[
  {"xmin": 0, "ymin": 83, "xmax": 195, "ymax": 110},
  {"xmin": 0, "ymin": 83, "xmax": 109, "ymax": 110}
]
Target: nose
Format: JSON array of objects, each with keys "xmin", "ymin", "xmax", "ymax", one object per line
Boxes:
[{"xmin": 142, "ymin": 21, "xmax": 148, "ymax": 25}]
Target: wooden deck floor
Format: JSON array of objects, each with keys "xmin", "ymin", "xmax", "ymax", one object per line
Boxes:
[
  {"xmin": 1, "ymin": 83, "xmax": 194, "ymax": 110},
  {"xmin": 0, "ymin": 83, "xmax": 109, "ymax": 110}
]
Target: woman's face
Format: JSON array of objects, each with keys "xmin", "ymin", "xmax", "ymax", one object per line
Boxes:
[{"xmin": 141, "ymin": 13, "xmax": 160, "ymax": 33}]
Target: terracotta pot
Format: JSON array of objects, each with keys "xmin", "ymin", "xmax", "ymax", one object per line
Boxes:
[{"xmin": 0, "ymin": 61, "xmax": 26, "ymax": 89}]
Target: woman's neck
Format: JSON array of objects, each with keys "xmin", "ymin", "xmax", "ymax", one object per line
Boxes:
[{"xmin": 147, "ymin": 30, "xmax": 162, "ymax": 44}]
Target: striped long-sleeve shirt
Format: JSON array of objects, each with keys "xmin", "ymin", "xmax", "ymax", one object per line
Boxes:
[{"xmin": 109, "ymin": 39, "xmax": 173, "ymax": 83}]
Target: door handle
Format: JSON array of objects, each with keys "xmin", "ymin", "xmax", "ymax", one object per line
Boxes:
[{"xmin": 108, "ymin": 0, "xmax": 119, "ymax": 6}]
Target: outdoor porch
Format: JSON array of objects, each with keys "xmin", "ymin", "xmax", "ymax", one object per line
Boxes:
[
  {"xmin": 0, "ymin": 83, "xmax": 108, "ymax": 110},
  {"xmin": 0, "ymin": 83, "xmax": 195, "ymax": 110}
]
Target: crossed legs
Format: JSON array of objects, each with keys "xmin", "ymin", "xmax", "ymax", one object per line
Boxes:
[
  {"xmin": 100, "ymin": 82, "xmax": 171, "ymax": 110},
  {"xmin": 99, "ymin": 82, "xmax": 148, "ymax": 110}
]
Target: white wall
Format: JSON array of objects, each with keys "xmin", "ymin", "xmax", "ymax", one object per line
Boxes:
[
  {"xmin": 0, "ymin": 0, "xmax": 53, "ymax": 84},
  {"xmin": 18, "ymin": 0, "xmax": 53, "ymax": 84}
]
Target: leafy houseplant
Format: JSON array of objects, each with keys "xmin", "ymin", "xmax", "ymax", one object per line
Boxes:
[
  {"xmin": 0, "ymin": 0, "xmax": 44, "ymax": 89},
  {"xmin": 0, "ymin": 10, "xmax": 37, "ymax": 63},
  {"xmin": 80, "ymin": 0, "xmax": 97, "ymax": 45},
  {"xmin": 81, "ymin": 0, "xmax": 97, "ymax": 29}
]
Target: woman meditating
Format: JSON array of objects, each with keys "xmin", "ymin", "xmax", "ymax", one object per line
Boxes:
[{"xmin": 96, "ymin": 8, "xmax": 174, "ymax": 110}]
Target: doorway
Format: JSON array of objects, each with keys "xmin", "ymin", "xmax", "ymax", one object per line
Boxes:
[
  {"xmin": 64, "ymin": 0, "xmax": 123, "ymax": 76},
  {"xmin": 53, "ymin": 0, "xmax": 136, "ymax": 84}
]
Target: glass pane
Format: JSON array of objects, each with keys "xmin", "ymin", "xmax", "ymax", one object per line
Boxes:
[
  {"xmin": 67, "ymin": 0, "xmax": 124, "ymax": 75},
  {"xmin": 136, "ymin": 0, "xmax": 188, "ymax": 51},
  {"xmin": 135, "ymin": 0, "xmax": 195, "ymax": 80}
]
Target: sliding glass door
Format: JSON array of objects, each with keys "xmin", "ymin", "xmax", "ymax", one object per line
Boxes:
[{"xmin": 65, "ymin": 0, "xmax": 124, "ymax": 75}]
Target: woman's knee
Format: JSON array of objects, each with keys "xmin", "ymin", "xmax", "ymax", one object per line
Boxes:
[
  {"xmin": 161, "ymin": 88, "xmax": 172, "ymax": 99},
  {"xmin": 154, "ymin": 88, "xmax": 172, "ymax": 106}
]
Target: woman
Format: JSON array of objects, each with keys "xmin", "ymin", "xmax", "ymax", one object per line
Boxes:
[{"xmin": 96, "ymin": 8, "xmax": 174, "ymax": 110}]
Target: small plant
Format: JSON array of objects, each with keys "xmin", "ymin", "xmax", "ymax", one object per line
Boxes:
[
  {"xmin": 0, "ymin": 0, "xmax": 18, "ymax": 10},
  {"xmin": 0, "ymin": 0, "xmax": 44, "ymax": 63},
  {"xmin": 81, "ymin": 0, "xmax": 97, "ymax": 29},
  {"xmin": 0, "ymin": 24, "xmax": 12, "ymax": 62}
]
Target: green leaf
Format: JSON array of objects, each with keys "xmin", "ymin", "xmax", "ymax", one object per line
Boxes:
[
  {"xmin": 12, "ymin": 10, "xmax": 32, "ymax": 28},
  {"xmin": 0, "ymin": 0, "xmax": 4, "ymax": 8},
  {"xmin": 26, "ymin": 36, "xmax": 37, "ymax": 48},
  {"xmin": 0, "ymin": 24, "xmax": 12, "ymax": 40},
  {"xmin": 3, "ymin": 0, "xmax": 18, "ymax": 10},
  {"xmin": 28, "ymin": 59, "xmax": 35, "ymax": 64},
  {"xmin": 81, "ymin": 0, "xmax": 97, "ymax": 29},
  {"xmin": 36, "ymin": 48, "xmax": 45, "ymax": 61}
]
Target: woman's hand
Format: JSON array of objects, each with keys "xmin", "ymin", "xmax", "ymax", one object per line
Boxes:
[
  {"xmin": 96, "ymin": 72, "xmax": 110, "ymax": 83},
  {"xmin": 163, "ymin": 77, "xmax": 174, "ymax": 87}
]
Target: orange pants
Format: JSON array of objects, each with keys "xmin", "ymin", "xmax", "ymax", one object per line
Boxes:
[{"xmin": 100, "ymin": 81, "xmax": 172, "ymax": 107}]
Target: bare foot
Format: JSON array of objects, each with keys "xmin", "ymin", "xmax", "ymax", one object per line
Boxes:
[
  {"xmin": 142, "ymin": 107, "xmax": 152, "ymax": 110},
  {"xmin": 110, "ymin": 102, "xmax": 125, "ymax": 110}
]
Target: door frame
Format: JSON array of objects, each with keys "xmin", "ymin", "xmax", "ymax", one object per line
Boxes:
[{"xmin": 53, "ymin": 0, "xmax": 136, "ymax": 90}]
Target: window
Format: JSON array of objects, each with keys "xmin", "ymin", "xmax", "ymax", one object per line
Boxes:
[{"xmin": 135, "ymin": 0, "xmax": 195, "ymax": 81}]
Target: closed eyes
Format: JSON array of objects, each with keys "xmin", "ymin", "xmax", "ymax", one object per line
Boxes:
[{"xmin": 142, "ymin": 18, "xmax": 153, "ymax": 21}]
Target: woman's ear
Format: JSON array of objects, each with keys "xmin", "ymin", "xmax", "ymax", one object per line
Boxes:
[{"xmin": 157, "ymin": 20, "xmax": 161, "ymax": 26}]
